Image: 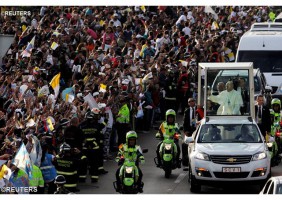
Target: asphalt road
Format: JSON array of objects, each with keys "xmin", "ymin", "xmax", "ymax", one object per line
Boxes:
[{"xmin": 77, "ymin": 115, "xmax": 282, "ymax": 194}]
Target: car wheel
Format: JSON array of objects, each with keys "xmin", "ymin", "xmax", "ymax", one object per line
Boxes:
[
  {"xmin": 188, "ymin": 164, "xmax": 192, "ymax": 183},
  {"xmin": 182, "ymin": 143, "xmax": 188, "ymax": 166},
  {"xmin": 190, "ymin": 175, "xmax": 201, "ymax": 193}
]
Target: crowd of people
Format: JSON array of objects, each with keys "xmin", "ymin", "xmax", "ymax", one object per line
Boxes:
[{"xmin": 0, "ymin": 5, "xmax": 281, "ymax": 194}]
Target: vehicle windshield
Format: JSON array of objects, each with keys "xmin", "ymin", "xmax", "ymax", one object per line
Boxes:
[
  {"xmin": 197, "ymin": 124, "xmax": 263, "ymax": 143},
  {"xmin": 237, "ymin": 51, "xmax": 282, "ymax": 73}
]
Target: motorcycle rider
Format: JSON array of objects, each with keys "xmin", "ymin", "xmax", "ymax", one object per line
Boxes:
[
  {"xmin": 270, "ymin": 98, "xmax": 282, "ymax": 157},
  {"xmin": 115, "ymin": 131, "xmax": 145, "ymax": 193},
  {"xmin": 155, "ymin": 109, "xmax": 181, "ymax": 168}
]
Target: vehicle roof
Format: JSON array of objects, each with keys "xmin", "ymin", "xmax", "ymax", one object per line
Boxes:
[{"xmin": 238, "ymin": 32, "xmax": 282, "ymax": 50}]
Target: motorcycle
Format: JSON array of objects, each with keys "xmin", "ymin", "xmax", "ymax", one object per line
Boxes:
[
  {"xmin": 267, "ymin": 122, "xmax": 282, "ymax": 167},
  {"xmin": 154, "ymin": 133, "xmax": 182, "ymax": 178},
  {"xmin": 113, "ymin": 149, "xmax": 148, "ymax": 194}
]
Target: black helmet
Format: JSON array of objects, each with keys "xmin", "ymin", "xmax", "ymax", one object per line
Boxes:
[
  {"xmin": 60, "ymin": 118, "xmax": 70, "ymax": 126},
  {"xmin": 59, "ymin": 142, "xmax": 71, "ymax": 152},
  {"xmin": 85, "ymin": 111, "xmax": 94, "ymax": 119},
  {"xmin": 54, "ymin": 175, "xmax": 66, "ymax": 184}
]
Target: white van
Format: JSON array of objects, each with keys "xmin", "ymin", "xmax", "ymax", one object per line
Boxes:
[{"xmin": 236, "ymin": 22, "xmax": 282, "ymax": 96}]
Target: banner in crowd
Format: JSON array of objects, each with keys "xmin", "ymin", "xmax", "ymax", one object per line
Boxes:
[
  {"xmin": 12, "ymin": 143, "xmax": 33, "ymax": 179},
  {"xmin": 83, "ymin": 93, "xmax": 98, "ymax": 109},
  {"xmin": 29, "ymin": 135, "xmax": 42, "ymax": 167},
  {"xmin": 49, "ymin": 73, "xmax": 61, "ymax": 99}
]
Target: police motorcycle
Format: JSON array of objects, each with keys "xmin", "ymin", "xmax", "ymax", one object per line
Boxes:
[
  {"xmin": 154, "ymin": 109, "xmax": 182, "ymax": 178},
  {"xmin": 113, "ymin": 131, "xmax": 148, "ymax": 194},
  {"xmin": 267, "ymin": 98, "xmax": 282, "ymax": 167}
]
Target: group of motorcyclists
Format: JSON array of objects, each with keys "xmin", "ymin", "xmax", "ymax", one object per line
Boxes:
[{"xmin": 111, "ymin": 96, "xmax": 282, "ymax": 194}]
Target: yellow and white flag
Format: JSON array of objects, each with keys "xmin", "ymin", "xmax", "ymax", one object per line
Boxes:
[
  {"xmin": 99, "ymin": 84, "xmax": 107, "ymax": 93},
  {"xmin": 140, "ymin": 6, "xmax": 146, "ymax": 13},
  {"xmin": 51, "ymin": 42, "xmax": 59, "ymax": 50},
  {"xmin": 49, "ymin": 73, "xmax": 60, "ymax": 99}
]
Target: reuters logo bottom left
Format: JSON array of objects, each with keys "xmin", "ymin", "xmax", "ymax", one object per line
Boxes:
[{"xmin": 1, "ymin": 186, "xmax": 38, "ymax": 193}]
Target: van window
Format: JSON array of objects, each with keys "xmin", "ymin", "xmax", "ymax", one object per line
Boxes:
[{"xmin": 237, "ymin": 51, "xmax": 282, "ymax": 73}]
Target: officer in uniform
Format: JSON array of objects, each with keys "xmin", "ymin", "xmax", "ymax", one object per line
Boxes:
[
  {"xmin": 54, "ymin": 175, "xmax": 71, "ymax": 194},
  {"xmin": 53, "ymin": 143, "xmax": 79, "ymax": 193},
  {"xmin": 64, "ymin": 117, "xmax": 87, "ymax": 182},
  {"xmin": 164, "ymin": 70, "xmax": 178, "ymax": 112},
  {"xmin": 79, "ymin": 108, "xmax": 106, "ymax": 183}
]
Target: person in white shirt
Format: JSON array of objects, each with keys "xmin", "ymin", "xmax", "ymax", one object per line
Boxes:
[
  {"xmin": 110, "ymin": 13, "xmax": 122, "ymax": 28},
  {"xmin": 175, "ymin": 11, "xmax": 188, "ymax": 26},
  {"xmin": 182, "ymin": 21, "xmax": 191, "ymax": 36},
  {"xmin": 208, "ymin": 81, "xmax": 243, "ymax": 115}
]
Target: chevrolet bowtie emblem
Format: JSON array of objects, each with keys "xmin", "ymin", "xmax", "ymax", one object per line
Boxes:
[{"xmin": 226, "ymin": 158, "xmax": 237, "ymax": 162}]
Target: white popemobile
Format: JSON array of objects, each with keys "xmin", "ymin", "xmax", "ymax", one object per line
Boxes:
[{"xmin": 185, "ymin": 63, "xmax": 271, "ymax": 193}]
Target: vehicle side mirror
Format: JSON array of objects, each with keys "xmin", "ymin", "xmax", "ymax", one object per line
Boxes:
[
  {"xmin": 185, "ymin": 136, "xmax": 194, "ymax": 144},
  {"xmin": 265, "ymin": 85, "xmax": 272, "ymax": 93}
]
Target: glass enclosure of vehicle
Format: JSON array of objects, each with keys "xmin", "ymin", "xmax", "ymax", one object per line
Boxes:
[
  {"xmin": 197, "ymin": 124, "xmax": 263, "ymax": 143},
  {"xmin": 207, "ymin": 69, "xmax": 251, "ymax": 116}
]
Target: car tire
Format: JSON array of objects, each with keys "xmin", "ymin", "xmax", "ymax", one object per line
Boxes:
[
  {"xmin": 182, "ymin": 142, "xmax": 188, "ymax": 166},
  {"xmin": 190, "ymin": 175, "xmax": 201, "ymax": 193}
]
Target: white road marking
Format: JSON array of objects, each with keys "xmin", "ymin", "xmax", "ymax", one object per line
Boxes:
[{"xmin": 174, "ymin": 172, "xmax": 187, "ymax": 184}]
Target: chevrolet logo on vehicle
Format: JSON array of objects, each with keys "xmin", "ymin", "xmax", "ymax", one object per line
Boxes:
[{"xmin": 226, "ymin": 158, "xmax": 237, "ymax": 162}]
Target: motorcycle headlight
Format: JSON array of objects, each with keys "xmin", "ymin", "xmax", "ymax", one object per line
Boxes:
[
  {"xmin": 195, "ymin": 152, "xmax": 210, "ymax": 161},
  {"xmin": 252, "ymin": 152, "xmax": 267, "ymax": 161},
  {"xmin": 164, "ymin": 143, "xmax": 172, "ymax": 150},
  {"xmin": 125, "ymin": 166, "xmax": 134, "ymax": 174}
]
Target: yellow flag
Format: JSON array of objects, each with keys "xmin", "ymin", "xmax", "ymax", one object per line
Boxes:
[
  {"xmin": 47, "ymin": 118, "xmax": 54, "ymax": 131},
  {"xmin": 140, "ymin": 6, "xmax": 146, "ymax": 13}
]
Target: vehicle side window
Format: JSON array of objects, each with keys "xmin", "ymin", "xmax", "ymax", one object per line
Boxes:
[
  {"xmin": 277, "ymin": 184, "xmax": 282, "ymax": 194},
  {"xmin": 263, "ymin": 180, "xmax": 272, "ymax": 194},
  {"xmin": 268, "ymin": 182, "xmax": 274, "ymax": 194}
]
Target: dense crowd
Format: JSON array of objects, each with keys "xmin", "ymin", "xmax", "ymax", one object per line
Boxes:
[{"xmin": 0, "ymin": 5, "xmax": 280, "ymax": 194}]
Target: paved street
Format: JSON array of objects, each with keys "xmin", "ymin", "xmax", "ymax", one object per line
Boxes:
[{"xmin": 77, "ymin": 115, "xmax": 282, "ymax": 194}]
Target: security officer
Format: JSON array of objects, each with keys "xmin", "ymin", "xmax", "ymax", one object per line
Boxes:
[
  {"xmin": 54, "ymin": 175, "xmax": 71, "ymax": 194},
  {"xmin": 164, "ymin": 70, "xmax": 178, "ymax": 112},
  {"xmin": 155, "ymin": 109, "xmax": 181, "ymax": 168},
  {"xmin": 116, "ymin": 94, "xmax": 130, "ymax": 146},
  {"xmin": 79, "ymin": 108, "xmax": 106, "ymax": 183},
  {"xmin": 54, "ymin": 143, "xmax": 79, "ymax": 193},
  {"xmin": 115, "ymin": 131, "xmax": 145, "ymax": 193},
  {"xmin": 29, "ymin": 164, "xmax": 45, "ymax": 194},
  {"xmin": 64, "ymin": 117, "xmax": 87, "ymax": 182}
]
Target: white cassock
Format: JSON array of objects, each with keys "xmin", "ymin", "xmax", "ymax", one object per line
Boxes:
[{"xmin": 209, "ymin": 89, "xmax": 243, "ymax": 115}]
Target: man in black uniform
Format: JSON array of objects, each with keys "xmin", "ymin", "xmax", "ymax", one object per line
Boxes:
[
  {"xmin": 164, "ymin": 70, "xmax": 178, "ymax": 112},
  {"xmin": 64, "ymin": 117, "xmax": 87, "ymax": 182},
  {"xmin": 54, "ymin": 143, "xmax": 79, "ymax": 193},
  {"xmin": 54, "ymin": 175, "xmax": 71, "ymax": 194},
  {"xmin": 79, "ymin": 108, "xmax": 106, "ymax": 183}
]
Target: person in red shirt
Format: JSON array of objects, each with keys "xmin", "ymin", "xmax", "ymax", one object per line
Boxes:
[{"xmin": 176, "ymin": 63, "xmax": 189, "ymax": 115}]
